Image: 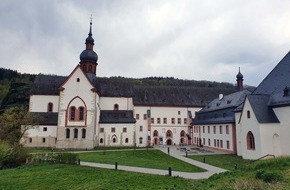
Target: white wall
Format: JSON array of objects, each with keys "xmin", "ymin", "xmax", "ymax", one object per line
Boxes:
[
  {"xmin": 239, "ymin": 98, "xmax": 262, "ymax": 159},
  {"xmin": 100, "ymin": 97, "xmax": 133, "ymax": 110},
  {"xmin": 98, "ymin": 123, "xmax": 135, "ymax": 146},
  {"xmin": 29, "ymin": 95, "xmax": 59, "ymax": 112}
]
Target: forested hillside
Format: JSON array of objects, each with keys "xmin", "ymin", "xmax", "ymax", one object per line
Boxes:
[
  {"xmin": 0, "ymin": 67, "xmax": 250, "ymax": 112},
  {"xmin": 0, "ymin": 68, "xmax": 35, "ymax": 112}
]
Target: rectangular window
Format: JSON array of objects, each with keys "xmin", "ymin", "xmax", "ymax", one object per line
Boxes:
[
  {"xmin": 208, "ymin": 139, "xmax": 211, "ymax": 146},
  {"xmin": 123, "ymin": 128, "xmax": 127, "ymax": 133},
  {"xmin": 178, "ymin": 111, "xmax": 181, "ymax": 115},
  {"xmin": 203, "ymin": 138, "xmax": 205, "ymax": 145},
  {"xmin": 136, "ymin": 114, "xmax": 139, "ymax": 120},
  {"xmin": 227, "ymin": 140, "xmax": 230, "ymax": 149},
  {"xmin": 208, "ymin": 126, "xmax": 210, "ymax": 134},
  {"xmin": 220, "ymin": 125, "xmax": 223, "ymax": 134},
  {"xmin": 203, "ymin": 126, "xmax": 205, "ymax": 133},
  {"xmin": 29, "ymin": 138, "xmax": 32, "ymax": 143},
  {"xmin": 42, "ymin": 138, "xmax": 46, "ymax": 143},
  {"xmin": 184, "ymin": 118, "xmax": 187, "ymax": 124},
  {"xmin": 226, "ymin": 125, "xmax": 229, "ymax": 134},
  {"xmin": 178, "ymin": 118, "xmax": 181, "ymax": 124},
  {"xmin": 214, "ymin": 139, "xmax": 216, "ymax": 147},
  {"xmin": 111, "ymin": 128, "xmax": 115, "ymax": 133},
  {"xmin": 220, "ymin": 140, "xmax": 223, "ymax": 148},
  {"xmin": 157, "ymin": 118, "xmax": 161, "ymax": 124},
  {"xmin": 139, "ymin": 126, "xmax": 143, "ymax": 132},
  {"xmin": 163, "ymin": 118, "xmax": 167, "ymax": 124},
  {"xmin": 171, "ymin": 118, "xmax": 175, "ymax": 124},
  {"xmin": 214, "ymin": 126, "xmax": 216, "ymax": 134},
  {"xmin": 151, "ymin": 118, "xmax": 154, "ymax": 124},
  {"xmin": 217, "ymin": 140, "xmax": 219, "ymax": 147},
  {"xmin": 43, "ymin": 127, "xmax": 47, "ymax": 132},
  {"xmin": 100, "ymin": 128, "xmax": 104, "ymax": 133},
  {"xmin": 143, "ymin": 114, "xmax": 147, "ymax": 120}
]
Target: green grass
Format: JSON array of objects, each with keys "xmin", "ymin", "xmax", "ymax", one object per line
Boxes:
[
  {"xmin": 0, "ymin": 164, "xmax": 197, "ymax": 190},
  {"xmin": 79, "ymin": 149, "xmax": 205, "ymax": 172},
  {"xmin": 0, "ymin": 157, "xmax": 289, "ymax": 190},
  {"xmin": 189, "ymin": 154, "xmax": 252, "ymax": 170}
]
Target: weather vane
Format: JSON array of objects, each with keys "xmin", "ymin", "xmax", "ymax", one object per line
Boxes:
[{"xmin": 90, "ymin": 14, "xmax": 93, "ymax": 23}]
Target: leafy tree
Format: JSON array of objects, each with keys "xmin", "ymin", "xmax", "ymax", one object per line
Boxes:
[{"xmin": 0, "ymin": 106, "xmax": 39, "ymax": 145}]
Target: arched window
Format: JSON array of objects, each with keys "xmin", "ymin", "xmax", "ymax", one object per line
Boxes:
[
  {"xmin": 247, "ymin": 110, "xmax": 251, "ymax": 118},
  {"xmin": 100, "ymin": 138, "xmax": 103, "ymax": 143},
  {"xmin": 66, "ymin": 128, "xmax": 70, "ymax": 139},
  {"xmin": 114, "ymin": 104, "xmax": 119, "ymax": 110},
  {"xmin": 153, "ymin": 130, "xmax": 158, "ymax": 137},
  {"xmin": 74, "ymin": 128, "xmax": 78, "ymax": 139},
  {"xmin": 112, "ymin": 135, "xmax": 117, "ymax": 143},
  {"xmin": 180, "ymin": 130, "xmax": 185, "ymax": 137},
  {"xmin": 47, "ymin": 102, "xmax": 53, "ymax": 112},
  {"xmin": 82, "ymin": 128, "xmax": 86, "ymax": 139},
  {"xmin": 79, "ymin": 106, "xmax": 84, "ymax": 121},
  {"xmin": 70, "ymin": 107, "xmax": 76, "ymax": 121},
  {"xmin": 125, "ymin": 138, "xmax": 129, "ymax": 143},
  {"xmin": 247, "ymin": 131, "xmax": 255, "ymax": 150},
  {"xmin": 166, "ymin": 130, "xmax": 172, "ymax": 138}
]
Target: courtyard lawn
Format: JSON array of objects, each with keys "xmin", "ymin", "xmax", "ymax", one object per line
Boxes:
[
  {"xmin": 189, "ymin": 154, "xmax": 252, "ymax": 170},
  {"xmin": 0, "ymin": 164, "xmax": 197, "ymax": 190},
  {"xmin": 79, "ymin": 149, "xmax": 205, "ymax": 172}
]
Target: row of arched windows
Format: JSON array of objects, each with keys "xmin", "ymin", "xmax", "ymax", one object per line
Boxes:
[
  {"xmin": 69, "ymin": 106, "xmax": 85, "ymax": 121},
  {"xmin": 66, "ymin": 128, "xmax": 86, "ymax": 139},
  {"xmin": 152, "ymin": 130, "xmax": 185, "ymax": 138}
]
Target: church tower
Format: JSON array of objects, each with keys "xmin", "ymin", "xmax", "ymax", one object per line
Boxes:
[
  {"xmin": 236, "ymin": 67, "xmax": 244, "ymax": 90},
  {"xmin": 79, "ymin": 20, "xmax": 98, "ymax": 75}
]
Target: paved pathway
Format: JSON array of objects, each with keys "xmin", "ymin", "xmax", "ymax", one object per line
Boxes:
[{"xmin": 80, "ymin": 146, "xmax": 227, "ymax": 179}]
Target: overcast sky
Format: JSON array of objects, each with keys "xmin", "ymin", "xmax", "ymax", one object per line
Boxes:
[{"xmin": 0, "ymin": 0, "xmax": 290, "ymax": 86}]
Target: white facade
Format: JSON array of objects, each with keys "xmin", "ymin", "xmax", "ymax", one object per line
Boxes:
[{"xmin": 236, "ymin": 98, "xmax": 290, "ymax": 159}]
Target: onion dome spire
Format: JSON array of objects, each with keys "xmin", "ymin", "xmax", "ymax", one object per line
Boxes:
[{"xmin": 79, "ymin": 16, "xmax": 98, "ymax": 75}]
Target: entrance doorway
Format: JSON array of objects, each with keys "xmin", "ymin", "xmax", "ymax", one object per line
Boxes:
[{"xmin": 166, "ymin": 139, "xmax": 172, "ymax": 145}]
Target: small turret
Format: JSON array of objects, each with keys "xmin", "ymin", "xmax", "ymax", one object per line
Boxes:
[{"xmin": 236, "ymin": 67, "xmax": 244, "ymax": 90}]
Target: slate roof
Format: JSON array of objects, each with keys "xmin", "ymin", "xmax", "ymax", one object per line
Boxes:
[
  {"xmin": 133, "ymin": 86, "xmax": 236, "ymax": 107},
  {"xmin": 30, "ymin": 74, "xmax": 237, "ymax": 107},
  {"xmin": 31, "ymin": 112, "xmax": 58, "ymax": 125},
  {"xmin": 253, "ymin": 51, "xmax": 290, "ymax": 96},
  {"xmin": 99, "ymin": 110, "xmax": 136, "ymax": 123},
  {"xmin": 247, "ymin": 94, "xmax": 279, "ymax": 123},
  {"xmin": 193, "ymin": 90, "xmax": 251, "ymax": 125},
  {"xmin": 30, "ymin": 75, "xmax": 66, "ymax": 95}
]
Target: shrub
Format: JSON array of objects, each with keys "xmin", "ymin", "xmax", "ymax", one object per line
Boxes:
[
  {"xmin": 255, "ymin": 170, "xmax": 284, "ymax": 183},
  {"xmin": 55, "ymin": 153, "xmax": 78, "ymax": 164},
  {"xmin": 0, "ymin": 141, "xmax": 29, "ymax": 169}
]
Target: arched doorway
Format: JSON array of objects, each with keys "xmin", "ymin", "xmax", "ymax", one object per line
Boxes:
[
  {"xmin": 153, "ymin": 130, "xmax": 159, "ymax": 145},
  {"xmin": 246, "ymin": 131, "xmax": 255, "ymax": 150},
  {"xmin": 166, "ymin": 139, "xmax": 172, "ymax": 145}
]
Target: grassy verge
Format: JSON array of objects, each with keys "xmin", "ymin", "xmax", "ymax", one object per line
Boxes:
[
  {"xmin": 0, "ymin": 164, "xmax": 197, "ymax": 190},
  {"xmin": 189, "ymin": 154, "xmax": 251, "ymax": 170},
  {"xmin": 195, "ymin": 156, "xmax": 290, "ymax": 190},
  {"xmin": 79, "ymin": 149, "xmax": 205, "ymax": 172}
]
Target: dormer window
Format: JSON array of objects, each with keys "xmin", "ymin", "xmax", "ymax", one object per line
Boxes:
[
  {"xmin": 283, "ymin": 87, "xmax": 289, "ymax": 97},
  {"xmin": 114, "ymin": 104, "xmax": 119, "ymax": 110},
  {"xmin": 216, "ymin": 103, "xmax": 220, "ymax": 106},
  {"xmin": 227, "ymin": 100, "xmax": 232, "ymax": 104}
]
